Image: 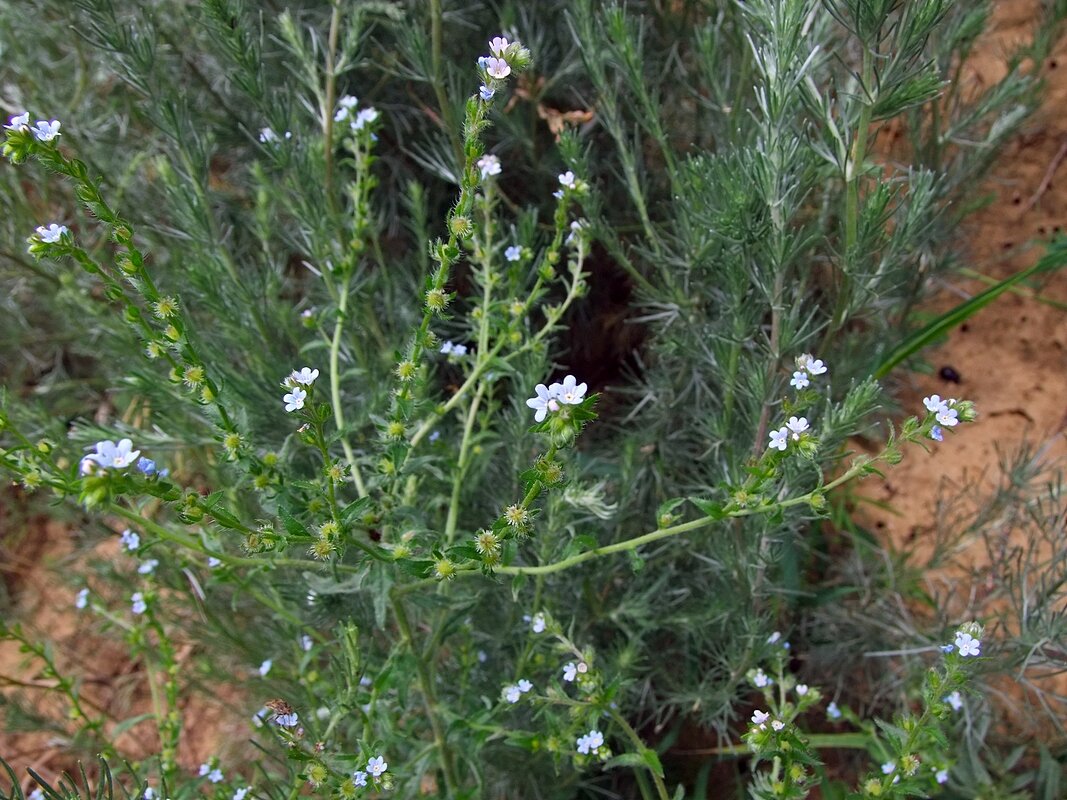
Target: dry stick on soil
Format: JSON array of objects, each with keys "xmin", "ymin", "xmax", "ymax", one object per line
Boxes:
[{"xmin": 1020, "ymin": 135, "xmax": 1067, "ymax": 214}]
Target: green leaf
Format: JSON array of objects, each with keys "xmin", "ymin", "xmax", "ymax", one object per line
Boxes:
[
  {"xmin": 688, "ymin": 497, "xmax": 725, "ymax": 519},
  {"xmin": 875, "ymin": 241, "xmax": 1067, "ymax": 377}
]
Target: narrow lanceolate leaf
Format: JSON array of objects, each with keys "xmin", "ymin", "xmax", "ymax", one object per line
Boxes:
[{"xmin": 875, "ymin": 240, "xmax": 1067, "ymax": 378}]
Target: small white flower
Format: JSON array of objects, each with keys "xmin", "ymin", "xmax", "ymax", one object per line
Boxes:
[
  {"xmin": 954, "ymin": 632, "xmax": 980, "ymax": 657},
  {"xmin": 796, "ymin": 684, "xmax": 809, "ymax": 696},
  {"xmin": 552, "ymin": 375, "xmax": 587, "ymax": 405},
  {"xmin": 531, "ymin": 613, "xmax": 546, "ymax": 633},
  {"xmin": 751, "ymin": 709, "xmax": 769, "ymax": 727},
  {"xmin": 367, "ymin": 756, "xmax": 387, "ymax": 777},
  {"xmin": 558, "ymin": 170, "xmax": 577, "ymax": 189},
  {"xmin": 31, "ymin": 119, "xmax": 61, "ymax": 141},
  {"xmin": 525, "ymin": 384, "xmax": 559, "ymax": 423},
  {"xmin": 827, "ymin": 701, "xmax": 842, "ymax": 720},
  {"xmin": 767, "ymin": 631, "xmax": 781, "ymax": 644},
  {"xmin": 207, "ymin": 769, "xmax": 224, "ymax": 784},
  {"xmin": 484, "ymin": 56, "xmax": 511, "ymax": 79},
  {"xmin": 566, "ymin": 219, "xmax": 587, "ymax": 245},
  {"xmin": 936, "ymin": 406, "xmax": 959, "ymax": 427},
  {"xmin": 353, "ymin": 771, "xmax": 368, "ymax": 788},
  {"xmin": 752, "ymin": 669, "xmax": 772, "ymax": 688},
  {"xmin": 477, "ymin": 154, "xmax": 501, "ymax": 179},
  {"xmin": 505, "ymin": 245, "xmax": 522, "ymax": 261},
  {"xmin": 5, "ymin": 112, "xmax": 29, "ymax": 130},
  {"xmin": 259, "ymin": 659, "xmax": 272, "ymax": 676},
  {"xmin": 478, "ymin": 650, "xmax": 488, "ymax": 663},
  {"xmin": 479, "ymin": 84, "xmax": 495, "ymax": 101},
  {"xmin": 207, "ymin": 557, "xmax": 222, "ymax": 568},
  {"xmin": 489, "ymin": 36, "xmax": 510, "ymax": 56},
  {"xmin": 83, "ymin": 439, "xmax": 141, "ymax": 470},
  {"xmin": 440, "ymin": 340, "xmax": 454, "ymax": 354},
  {"xmin": 786, "ymin": 416, "xmax": 809, "ymax": 439},
  {"xmin": 352, "ymin": 107, "xmax": 379, "ymax": 131},
  {"xmin": 881, "ymin": 761, "xmax": 895, "ymax": 775},
  {"xmin": 252, "ymin": 707, "xmax": 268, "ymax": 727},
  {"xmin": 35, "ymin": 223, "xmax": 68, "ymax": 243},
  {"xmin": 199, "ymin": 764, "xmax": 211, "ymax": 777},
  {"xmin": 563, "ymin": 662, "xmax": 577, "ymax": 682},
  {"xmin": 769, "ymin": 426, "xmax": 788, "ymax": 451},
  {"xmin": 232, "ymin": 789, "xmax": 248, "ymax": 800},
  {"xmin": 770, "ymin": 719, "xmax": 785, "ymax": 731},
  {"xmin": 360, "ymin": 675, "xmax": 373, "ymax": 687},
  {"xmin": 28, "ymin": 790, "xmax": 43, "ymax": 800},
  {"xmin": 283, "ymin": 386, "xmax": 307, "ymax": 412},
  {"xmin": 339, "ymin": 95, "xmax": 359, "ymax": 111},
  {"xmin": 796, "ymin": 353, "xmax": 827, "ymax": 375},
  {"xmin": 505, "ymin": 684, "xmax": 522, "ymax": 703},
  {"xmin": 945, "ymin": 691, "xmax": 963, "ymax": 711},
  {"xmin": 131, "ymin": 592, "xmax": 147, "ymax": 615},
  {"xmin": 790, "ymin": 370, "xmax": 810, "ymax": 390},
  {"xmin": 935, "ymin": 769, "xmax": 949, "ymax": 784},
  {"xmin": 259, "ymin": 127, "xmax": 278, "ymax": 143},
  {"xmin": 138, "ymin": 559, "xmax": 159, "ymax": 575},
  {"xmin": 120, "ymin": 529, "xmax": 140, "ymax": 551},
  {"xmin": 452, "ymin": 343, "xmax": 468, "ymax": 356},
  {"xmin": 517, "ymin": 679, "xmax": 533, "ymax": 693},
  {"xmin": 75, "ymin": 588, "xmax": 89, "ymax": 610},
  {"xmin": 923, "ymin": 394, "xmax": 948, "ymax": 414},
  {"xmin": 301, "ymin": 635, "xmax": 313, "ymax": 652},
  {"xmin": 316, "ymin": 706, "xmax": 330, "ymax": 720},
  {"xmin": 577, "ymin": 662, "xmax": 588, "ymax": 674},
  {"xmin": 144, "ymin": 788, "xmax": 155, "ymax": 800},
  {"xmin": 291, "ymin": 367, "xmax": 319, "ymax": 385}
]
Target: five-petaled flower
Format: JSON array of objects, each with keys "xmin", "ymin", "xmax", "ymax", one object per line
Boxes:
[
  {"xmin": 352, "ymin": 107, "xmax": 379, "ymax": 131},
  {"xmin": 367, "ymin": 756, "xmax": 387, "ymax": 777},
  {"xmin": 796, "ymin": 353, "xmax": 827, "ymax": 376},
  {"xmin": 5, "ymin": 112, "xmax": 29, "ymax": 131},
  {"xmin": 82, "ymin": 438, "xmax": 141, "ymax": 471},
  {"xmin": 489, "ymin": 36, "xmax": 510, "ymax": 56},
  {"xmin": 485, "ymin": 57, "xmax": 511, "ymax": 79},
  {"xmin": 31, "ymin": 119, "xmax": 61, "ymax": 141},
  {"xmin": 553, "ymin": 375, "xmax": 588, "ymax": 405},
  {"xmin": 291, "ymin": 367, "xmax": 319, "ymax": 385},
  {"xmin": 769, "ymin": 426, "xmax": 788, "ymax": 451},
  {"xmin": 559, "ymin": 170, "xmax": 577, "ymax": 189},
  {"xmin": 751, "ymin": 709, "xmax": 769, "ymax": 728},
  {"xmin": 479, "ymin": 85, "xmax": 495, "ymax": 101},
  {"xmin": 790, "ymin": 370, "xmax": 810, "ymax": 390},
  {"xmin": 786, "ymin": 416, "xmax": 809, "ymax": 440},
  {"xmin": 477, "ymin": 154, "xmax": 501, "ymax": 179},
  {"xmin": 945, "ymin": 690, "xmax": 963, "ymax": 711},
  {"xmin": 283, "ymin": 386, "xmax": 307, "ymax": 412},
  {"xmin": 531, "ymin": 613, "xmax": 546, "ymax": 633},
  {"xmin": 35, "ymin": 223, "xmax": 68, "ymax": 243},
  {"xmin": 353, "ymin": 771, "xmax": 368, "ymax": 788},
  {"xmin": 954, "ymin": 631, "xmax": 980, "ymax": 657},
  {"xmin": 563, "ymin": 662, "xmax": 578, "ymax": 682},
  {"xmin": 120, "ymin": 529, "xmax": 140, "ymax": 551},
  {"xmin": 525, "ymin": 384, "xmax": 559, "ymax": 422},
  {"xmin": 505, "ymin": 245, "xmax": 522, "ymax": 261},
  {"xmin": 504, "ymin": 684, "xmax": 522, "ymax": 703}
]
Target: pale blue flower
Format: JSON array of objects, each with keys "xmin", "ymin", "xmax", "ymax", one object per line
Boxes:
[
  {"xmin": 477, "ymin": 154, "xmax": 501, "ymax": 179},
  {"xmin": 259, "ymin": 659, "xmax": 272, "ymax": 676},
  {"xmin": 790, "ymin": 370, "xmax": 810, "ymax": 389},
  {"xmin": 505, "ymin": 245, "xmax": 522, "ymax": 261},
  {"xmin": 353, "ymin": 771, "xmax": 367, "ymax": 787},
  {"xmin": 131, "ymin": 592, "xmax": 147, "ymax": 615},
  {"xmin": 479, "ymin": 85, "xmax": 495, "ymax": 101},
  {"xmin": 75, "ymin": 588, "xmax": 89, "ymax": 610},
  {"xmin": 120, "ymin": 529, "xmax": 140, "ymax": 551},
  {"xmin": 769, "ymin": 426, "xmax": 788, "ymax": 451},
  {"xmin": 283, "ymin": 386, "xmax": 306, "ymax": 412},
  {"xmin": 489, "ymin": 36, "xmax": 510, "ymax": 56},
  {"xmin": 291, "ymin": 367, "xmax": 319, "ymax": 385},
  {"xmin": 954, "ymin": 632, "xmax": 980, "ymax": 657},
  {"xmin": 31, "ymin": 119, "xmax": 61, "ymax": 141},
  {"xmin": 5, "ymin": 112, "xmax": 29, "ymax": 131},
  {"xmin": 35, "ymin": 223, "xmax": 68, "ymax": 243},
  {"xmin": 485, "ymin": 57, "xmax": 510, "ymax": 80},
  {"xmin": 367, "ymin": 755, "xmax": 387, "ymax": 777},
  {"xmin": 138, "ymin": 559, "xmax": 159, "ymax": 575}
]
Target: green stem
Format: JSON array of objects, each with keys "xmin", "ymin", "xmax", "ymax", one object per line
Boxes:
[
  {"xmin": 430, "ymin": 0, "xmax": 464, "ymax": 170},
  {"xmin": 329, "ymin": 278, "xmax": 369, "ymax": 497},
  {"xmin": 390, "ymin": 590, "xmax": 461, "ymax": 793},
  {"xmin": 323, "ymin": 2, "xmax": 342, "ymax": 211},
  {"xmin": 607, "ymin": 707, "xmax": 670, "ymax": 800},
  {"xmin": 444, "ymin": 384, "xmax": 485, "ymax": 544}
]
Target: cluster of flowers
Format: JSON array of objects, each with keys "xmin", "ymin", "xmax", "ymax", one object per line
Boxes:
[
  {"xmin": 352, "ymin": 755, "xmax": 388, "ymax": 788},
  {"xmin": 525, "ymin": 375, "xmax": 588, "ymax": 422},
  {"xmin": 439, "ymin": 340, "xmax": 468, "ymax": 356},
  {"xmin": 768, "ymin": 354, "xmax": 826, "ymax": 451},
  {"xmin": 282, "ymin": 367, "xmax": 319, "ymax": 412},
  {"xmin": 503, "ymin": 678, "xmax": 533, "ymax": 703},
  {"xmin": 922, "ymin": 394, "xmax": 960, "ymax": 442},
  {"xmin": 576, "ymin": 729, "xmax": 605, "ymax": 756},
  {"xmin": 4, "ymin": 112, "xmax": 61, "ymax": 141},
  {"xmin": 333, "ymin": 95, "xmax": 379, "ymax": 133},
  {"xmin": 476, "ymin": 36, "xmax": 515, "ymax": 99}
]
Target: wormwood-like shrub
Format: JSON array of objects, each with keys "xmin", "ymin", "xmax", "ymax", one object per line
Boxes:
[{"xmin": 0, "ymin": 1, "xmax": 1064, "ymax": 798}]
